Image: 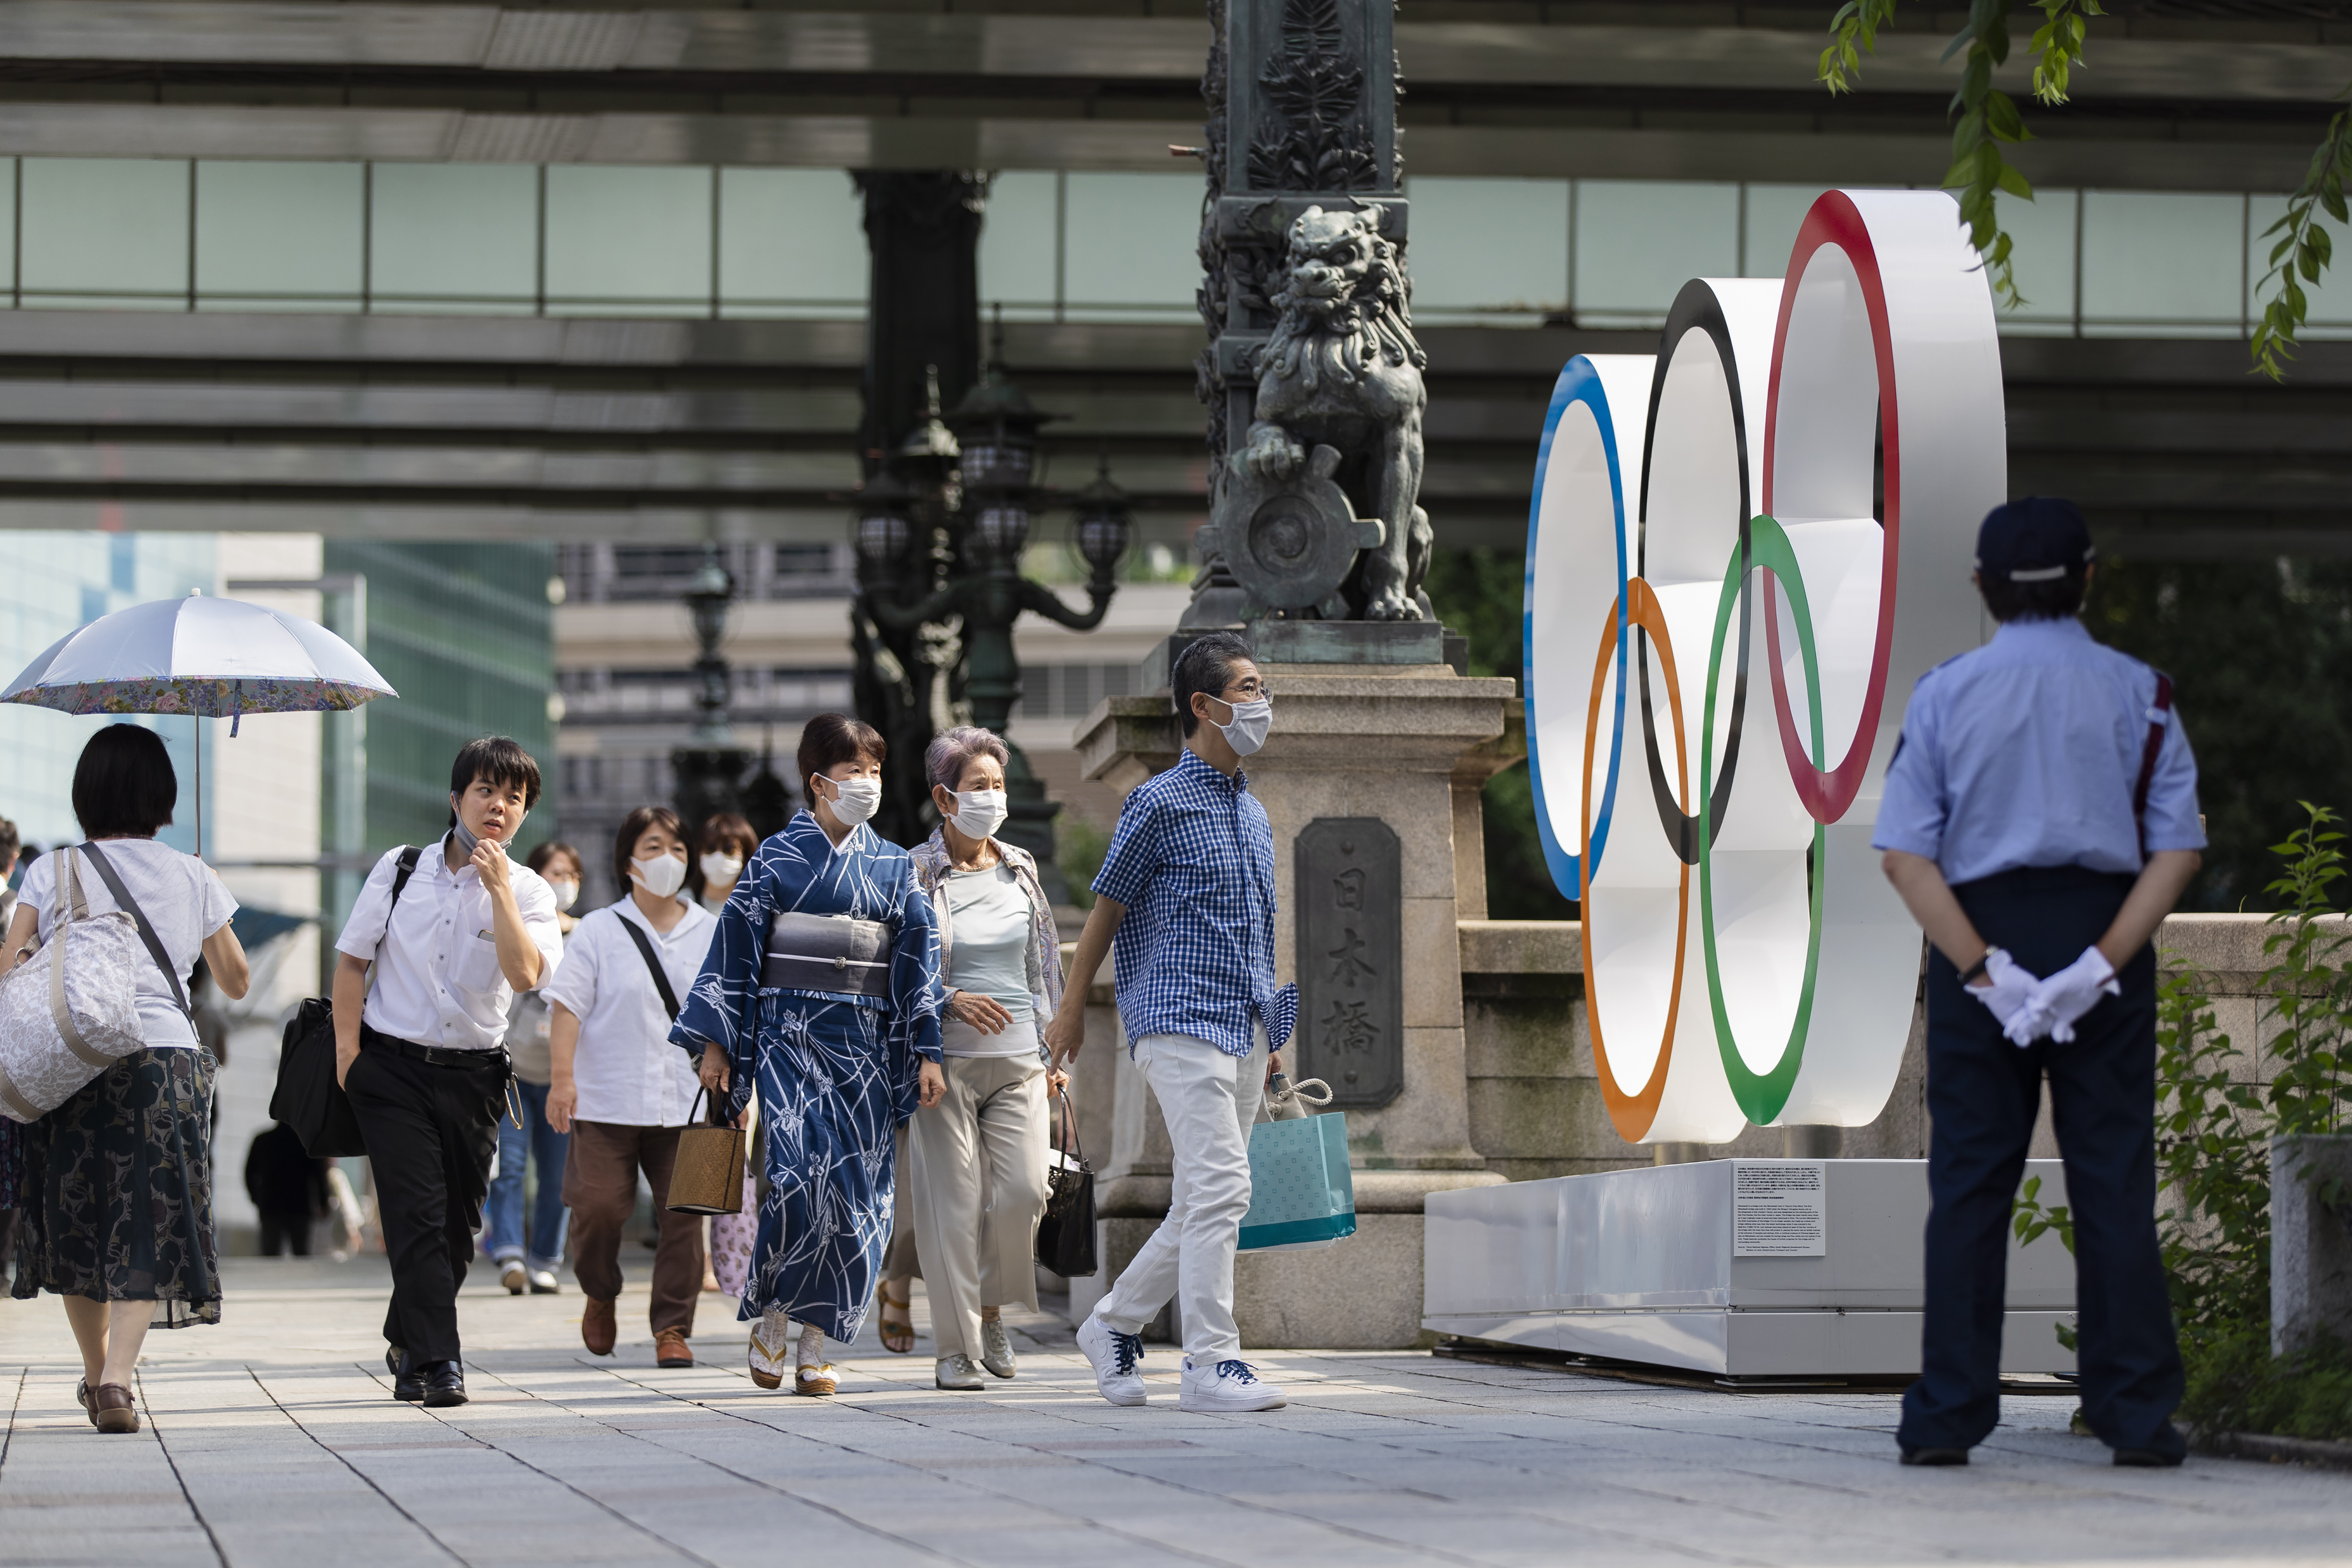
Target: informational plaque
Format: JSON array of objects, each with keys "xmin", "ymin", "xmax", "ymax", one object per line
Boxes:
[
  {"xmin": 1731, "ymin": 1161, "xmax": 1828, "ymax": 1257},
  {"xmin": 1293, "ymin": 817, "xmax": 1403, "ymax": 1108}
]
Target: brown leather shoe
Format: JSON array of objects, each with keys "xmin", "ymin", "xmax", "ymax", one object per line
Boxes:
[
  {"xmin": 582, "ymin": 1296, "xmax": 617, "ymax": 1356},
  {"xmin": 93, "ymin": 1383, "xmax": 138, "ymax": 1434},
  {"xmin": 76, "ymin": 1379, "xmax": 96, "ymax": 1428},
  {"xmin": 654, "ymin": 1327, "xmax": 693, "ymax": 1368}
]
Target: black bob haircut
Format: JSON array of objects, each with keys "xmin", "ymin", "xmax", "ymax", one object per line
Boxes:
[
  {"xmin": 1172, "ymin": 631, "xmax": 1257, "ymax": 738},
  {"xmin": 448, "ymin": 735, "xmax": 543, "ymax": 826},
  {"xmin": 1978, "ymin": 567, "xmax": 2090, "ymax": 624},
  {"xmin": 73, "ymin": 724, "xmax": 177, "ymax": 839}
]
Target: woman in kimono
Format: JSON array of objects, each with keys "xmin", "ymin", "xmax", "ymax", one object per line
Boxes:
[{"xmin": 673, "ymin": 713, "xmax": 944, "ymax": 1395}]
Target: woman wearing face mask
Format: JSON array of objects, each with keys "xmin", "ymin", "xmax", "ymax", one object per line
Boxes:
[
  {"xmin": 483, "ymin": 840, "xmax": 584, "ymax": 1295},
  {"xmin": 690, "ymin": 813, "xmax": 757, "ymax": 916},
  {"xmin": 542, "ymin": 808, "xmax": 718, "ymax": 1367},
  {"xmin": 903, "ymin": 727, "xmax": 1069, "ymax": 1390},
  {"xmin": 670, "ymin": 712, "xmax": 945, "ymax": 1396}
]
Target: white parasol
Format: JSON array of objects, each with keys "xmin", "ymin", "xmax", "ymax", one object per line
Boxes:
[{"xmin": 2, "ymin": 591, "xmax": 396, "ymax": 856}]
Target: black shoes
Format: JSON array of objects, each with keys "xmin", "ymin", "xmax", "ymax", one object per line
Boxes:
[
  {"xmin": 419, "ymin": 1361, "xmax": 468, "ymax": 1408},
  {"xmin": 388, "ymin": 1346, "xmax": 424, "ymax": 1403},
  {"xmin": 1899, "ymin": 1445, "xmax": 1969, "ymax": 1466},
  {"xmin": 2114, "ymin": 1447, "xmax": 2184, "ymax": 1468}
]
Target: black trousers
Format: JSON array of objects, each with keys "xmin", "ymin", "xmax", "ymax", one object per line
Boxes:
[
  {"xmin": 258, "ymin": 1211, "xmax": 312, "ymax": 1257},
  {"xmin": 1898, "ymin": 864, "xmax": 2185, "ymax": 1458},
  {"xmin": 346, "ymin": 1030, "xmax": 506, "ymax": 1364}
]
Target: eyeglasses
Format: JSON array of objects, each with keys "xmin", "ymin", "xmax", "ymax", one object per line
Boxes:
[{"xmin": 1224, "ymin": 680, "xmax": 1272, "ymax": 702}]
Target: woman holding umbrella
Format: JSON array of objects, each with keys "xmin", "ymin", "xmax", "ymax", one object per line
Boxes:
[
  {"xmin": 4, "ymin": 725, "xmax": 250, "ymax": 1434},
  {"xmin": 670, "ymin": 713, "xmax": 945, "ymax": 1395}
]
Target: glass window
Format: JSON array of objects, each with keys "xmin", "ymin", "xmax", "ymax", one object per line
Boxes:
[
  {"xmin": 1406, "ymin": 176, "xmax": 1568, "ymax": 326},
  {"xmin": 1574, "ymin": 180, "xmax": 1739, "ymax": 328},
  {"xmin": 2080, "ymin": 190, "xmax": 2241, "ymax": 336},
  {"xmin": 2248, "ymin": 194, "xmax": 2352, "ymax": 336},
  {"xmin": 980, "ymin": 170, "xmax": 1060, "ymax": 318},
  {"xmin": 719, "ymin": 167, "xmax": 867, "ymax": 317},
  {"xmin": 370, "ymin": 163, "xmax": 537, "ymax": 313},
  {"xmin": 20, "ymin": 158, "xmax": 190, "ymax": 309},
  {"xmin": 1991, "ymin": 189, "xmax": 2078, "ymax": 334},
  {"xmin": 195, "ymin": 161, "xmax": 363, "ymax": 311},
  {"xmin": 545, "ymin": 165, "xmax": 711, "ymax": 316},
  {"xmin": 1062, "ymin": 172, "xmax": 1202, "ymax": 322},
  {"xmin": 1742, "ymin": 184, "xmax": 1833, "ymax": 280},
  {"xmin": 0, "ymin": 159, "xmax": 14, "ymax": 297}
]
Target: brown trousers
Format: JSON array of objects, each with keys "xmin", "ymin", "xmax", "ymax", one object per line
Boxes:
[{"xmin": 561, "ymin": 1121, "xmax": 704, "ymax": 1336}]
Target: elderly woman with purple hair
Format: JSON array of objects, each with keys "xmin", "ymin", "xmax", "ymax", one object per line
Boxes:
[{"xmin": 901, "ymin": 725, "xmax": 1068, "ymax": 1390}]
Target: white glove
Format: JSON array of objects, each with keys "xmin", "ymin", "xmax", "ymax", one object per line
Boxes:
[
  {"xmin": 2029, "ymin": 945, "xmax": 2121, "ymax": 1044},
  {"xmin": 1966, "ymin": 948, "xmax": 2047, "ymax": 1045}
]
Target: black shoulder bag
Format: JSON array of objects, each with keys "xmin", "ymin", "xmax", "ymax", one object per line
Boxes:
[
  {"xmin": 1034, "ymin": 1091, "xmax": 1098, "ymax": 1278},
  {"xmin": 270, "ymin": 845, "xmax": 423, "ymax": 1158}
]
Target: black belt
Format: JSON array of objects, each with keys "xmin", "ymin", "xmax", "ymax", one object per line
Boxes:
[{"xmin": 361, "ymin": 1025, "xmax": 512, "ymax": 1074}]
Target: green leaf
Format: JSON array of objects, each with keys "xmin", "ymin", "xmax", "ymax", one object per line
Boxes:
[
  {"xmin": 1987, "ymin": 90, "xmax": 2029, "ymax": 143},
  {"xmin": 1996, "ymin": 160, "xmax": 2036, "ymax": 199}
]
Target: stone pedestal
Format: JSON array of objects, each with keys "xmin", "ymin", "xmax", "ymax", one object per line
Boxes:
[
  {"xmin": 2273, "ymin": 1134, "xmax": 2352, "ymax": 1355},
  {"xmin": 1071, "ymin": 627, "xmax": 1514, "ymax": 1348}
]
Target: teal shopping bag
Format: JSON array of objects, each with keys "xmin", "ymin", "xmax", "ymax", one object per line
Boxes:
[{"xmin": 1237, "ymin": 1112, "xmax": 1356, "ymax": 1252}]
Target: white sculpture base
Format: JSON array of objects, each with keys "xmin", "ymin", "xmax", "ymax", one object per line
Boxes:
[{"xmin": 1423, "ymin": 1159, "xmax": 2078, "ymax": 1377}]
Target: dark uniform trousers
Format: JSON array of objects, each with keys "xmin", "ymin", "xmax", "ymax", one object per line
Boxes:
[
  {"xmin": 346, "ymin": 1027, "xmax": 507, "ymax": 1365},
  {"xmin": 1900, "ymin": 864, "xmax": 2185, "ymax": 1458}
]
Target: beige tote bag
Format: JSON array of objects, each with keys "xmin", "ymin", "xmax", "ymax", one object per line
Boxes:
[{"xmin": 0, "ymin": 848, "xmax": 150, "ymax": 1122}]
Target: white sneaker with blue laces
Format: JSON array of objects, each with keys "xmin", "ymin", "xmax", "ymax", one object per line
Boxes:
[
  {"xmin": 1179, "ymin": 1357, "xmax": 1286, "ymax": 1412},
  {"xmin": 1076, "ymin": 1312, "xmax": 1148, "ymax": 1406}
]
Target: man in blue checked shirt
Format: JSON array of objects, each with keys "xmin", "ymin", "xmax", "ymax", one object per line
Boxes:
[
  {"xmin": 1047, "ymin": 630, "xmax": 1298, "ymax": 1414},
  {"xmin": 1875, "ymin": 496, "xmax": 2203, "ymax": 1472}
]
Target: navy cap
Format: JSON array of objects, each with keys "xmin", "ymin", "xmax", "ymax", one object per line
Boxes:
[{"xmin": 1976, "ymin": 496, "xmax": 2095, "ymax": 583}]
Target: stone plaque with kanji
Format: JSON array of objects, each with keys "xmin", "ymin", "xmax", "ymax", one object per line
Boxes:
[{"xmin": 1293, "ymin": 816, "xmax": 1403, "ymax": 1109}]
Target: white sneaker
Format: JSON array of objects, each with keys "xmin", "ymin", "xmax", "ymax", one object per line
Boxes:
[
  {"xmin": 1179, "ymin": 1357, "xmax": 1286, "ymax": 1412},
  {"xmin": 1076, "ymin": 1312, "xmax": 1148, "ymax": 1406},
  {"xmin": 748, "ymin": 1309, "xmax": 791, "ymax": 1390}
]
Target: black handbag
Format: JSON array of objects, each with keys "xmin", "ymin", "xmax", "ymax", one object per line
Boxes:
[
  {"xmin": 270, "ymin": 846, "xmax": 421, "ymax": 1159},
  {"xmin": 1034, "ymin": 1091, "xmax": 1097, "ymax": 1278}
]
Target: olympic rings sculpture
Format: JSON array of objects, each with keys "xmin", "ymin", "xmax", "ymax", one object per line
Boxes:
[{"xmin": 1524, "ymin": 190, "xmax": 2006, "ymax": 1145}]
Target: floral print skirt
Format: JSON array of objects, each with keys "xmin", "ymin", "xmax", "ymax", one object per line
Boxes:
[{"xmin": 10, "ymin": 1047, "xmax": 221, "ymax": 1328}]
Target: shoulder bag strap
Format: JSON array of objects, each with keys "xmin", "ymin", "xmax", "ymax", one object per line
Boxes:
[
  {"xmin": 361, "ymin": 846, "xmax": 423, "ymax": 1000},
  {"xmin": 76, "ymin": 840, "xmax": 192, "ymax": 1025},
  {"xmin": 2133, "ymin": 674, "xmax": 2175, "ymax": 858},
  {"xmin": 45, "ymin": 849, "xmax": 108, "ymax": 1071},
  {"xmin": 617, "ymin": 913, "xmax": 682, "ymax": 1022}
]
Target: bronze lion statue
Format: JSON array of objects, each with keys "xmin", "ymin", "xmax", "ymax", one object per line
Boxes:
[{"xmin": 1234, "ymin": 205, "xmax": 1433, "ymax": 621}]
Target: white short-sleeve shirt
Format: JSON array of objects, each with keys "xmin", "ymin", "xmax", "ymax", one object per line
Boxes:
[
  {"xmin": 20, "ymin": 839, "xmax": 237, "ymax": 1051},
  {"xmin": 336, "ymin": 834, "xmax": 564, "ymax": 1051},
  {"xmin": 540, "ymin": 897, "xmax": 715, "ymax": 1127}
]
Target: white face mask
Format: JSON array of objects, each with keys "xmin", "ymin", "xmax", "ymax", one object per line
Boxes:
[
  {"xmin": 1212, "ymin": 696, "xmax": 1273, "ymax": 757},
  {"xmin": 547, "ymin": 878, "xmax": 579, "ymax": 912},
  {"xmin": 701, "ymin": 851, "xmax": 743, "ymax": 886},
  {"xmin": 947, "ymin": 788, "xmax": 1009, "ymax": 841},
  {"xmin": 631, "ymin": 852, "xmax": 688, "ymax": 899},
  {"xmin": 818, "ymin": 774, "xmax": 882, "ymax": 826}
]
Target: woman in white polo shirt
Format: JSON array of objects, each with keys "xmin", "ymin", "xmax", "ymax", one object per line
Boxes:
[{"xmin": 543, "ymin": 804, "xmax": 718, "ymax": 1369}]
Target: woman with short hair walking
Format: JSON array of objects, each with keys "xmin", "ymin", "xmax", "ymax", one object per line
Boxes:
[
  {"xmin": 906, "ymin": 726, "xmax": 1067, "ymax": 1389},
  {"xmin": 544, "ymin": 806, "xmax": 717, "ymax": 1367},
  {"xmin": 671, "ymin": 713, "xmax": 944, "ymax": 1395},
  {"xmin": 4, "ymin": 725, "xmax": 251, "ymax": 1433}
]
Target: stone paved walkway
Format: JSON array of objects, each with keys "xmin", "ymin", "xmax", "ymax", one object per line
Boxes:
[{"xmin": 2, "ymin": 1258, "xmax": 2347, "ymax": 1567}]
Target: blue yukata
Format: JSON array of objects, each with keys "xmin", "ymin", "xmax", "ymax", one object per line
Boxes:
[
  {"xmin": 669, "ymin": 811, "xmax": 942, "ymax": 1340},
  {"xmin": 1873, "ymin": 614, "xmax": 2205, "ymax": 1462}
]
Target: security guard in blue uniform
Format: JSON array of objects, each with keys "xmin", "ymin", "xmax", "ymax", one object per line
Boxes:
[{"xmin": 1875, "ymin": 496, "xmax": 2203, "ymax": 1468}]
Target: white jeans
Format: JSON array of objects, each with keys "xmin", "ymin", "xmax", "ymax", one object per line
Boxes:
[{"xmin": 1096, "ymin": 1029, "xmax": 1264, "ymax": 1362}]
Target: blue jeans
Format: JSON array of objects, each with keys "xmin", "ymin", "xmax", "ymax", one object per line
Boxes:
[{"xmin": 483, "ymin": 1080, "xmax": 570, "ymax": 1268}]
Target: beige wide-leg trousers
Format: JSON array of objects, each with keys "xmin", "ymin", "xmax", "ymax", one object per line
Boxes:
[{"xmin": 907, "ymin": 1053, "xmax": 1050, "ymax": 1363}]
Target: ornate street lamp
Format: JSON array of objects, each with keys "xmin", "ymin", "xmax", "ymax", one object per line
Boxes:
[
  {"xmin": 851, "ymin": 339, "xmax": 1129, "ymax": 895},
  {"xmin": 670, "ymin": 542, "xmax": 752, "ymax": 842}
]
